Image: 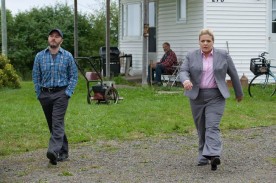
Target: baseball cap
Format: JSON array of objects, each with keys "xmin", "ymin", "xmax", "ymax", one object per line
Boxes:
[{"xmin": 48, "ymin": 28, "xmax": 63, "ymax": 38}]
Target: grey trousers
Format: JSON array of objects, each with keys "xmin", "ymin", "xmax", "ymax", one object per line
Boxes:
[
  {"xmin": 189, "ymin": 88, "xmax": 225, "ymax": 163},
  {"xmin": 39, "ymin": 89, "xmax": 69, "ymax": 155}
]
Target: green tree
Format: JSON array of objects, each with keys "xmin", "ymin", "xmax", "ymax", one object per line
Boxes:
[
  {"xmin": 0, "ymin": 9, "xmax": 14, "ymax": 55},
  {"xmin": 79, "ymin": 1, "xmax": 119, "ymax": 56},
  {"xmin": 8, "ymin": 4, "xmax": 77, "ymax": 78},
  {"xmin": 1, "ymin": 2, "xmax": 119, "ymax": 80}
]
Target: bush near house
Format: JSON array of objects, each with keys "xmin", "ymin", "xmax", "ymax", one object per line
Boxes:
[{"xmin": 0, "ymin": 55, "xmax": 21, "ymax": 88}]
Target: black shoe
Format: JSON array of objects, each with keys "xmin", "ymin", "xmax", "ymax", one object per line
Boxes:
[
  {"xmin": 211, "ymin": 157, "xmax": 220, "ymax": 171},
  {"xmin": 47, "ymin": 150, "xmax": 58, "ymax": 165},
  {"xmin": 57, "ymin": 153, "xmax": 69, "ymax": 162}
]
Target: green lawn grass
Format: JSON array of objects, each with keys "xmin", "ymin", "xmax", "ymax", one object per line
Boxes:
[{"xmin": 0, "ymin": 77, "xmax": 275, "ymax": 157}]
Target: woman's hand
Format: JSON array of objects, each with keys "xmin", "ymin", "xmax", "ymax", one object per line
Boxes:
[{"xmin": 183, "ymin": 80, "xmax": 193, "ymax": 90}]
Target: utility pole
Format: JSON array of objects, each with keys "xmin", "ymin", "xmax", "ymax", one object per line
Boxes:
[
  {"xmin": 1, "ymin": 0, "xmax": 7, "ymax": 56},
  {"xmin": 74, "ymin": 0, "xmax": 78, "ymax": 58},
  {"xmin": 106, "ymin": 0, "xmax": 111, "ymax": 78},
  {"xmin": 142, "ymin": 0, "xmax": 149, "ymax": 85}
]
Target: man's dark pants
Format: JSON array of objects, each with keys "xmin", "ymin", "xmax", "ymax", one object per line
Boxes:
[
  {"xmin": 38, "ymin": 89, "xmax": 69, "ymax": 156},
  {"xmin": 147, "ymin": 63, "xmax": 165, "ymax": 82}
]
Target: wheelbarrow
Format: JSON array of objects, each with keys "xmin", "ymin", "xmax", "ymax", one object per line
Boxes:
[{"xmin": 74, "ymin": 56, "xmax": 121, "ymax": 104}]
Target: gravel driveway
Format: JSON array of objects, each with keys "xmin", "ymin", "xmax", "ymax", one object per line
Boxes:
[{"xmin": 1, "ymin": 126, "xmax": 275, "ymax": 183}]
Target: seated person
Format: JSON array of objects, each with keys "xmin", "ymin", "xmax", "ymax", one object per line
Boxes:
[{"xmin": 148, "ymin": 42, "xmax": 177, "ymax": 86}]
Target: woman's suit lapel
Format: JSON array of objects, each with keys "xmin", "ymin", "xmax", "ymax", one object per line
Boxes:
[
  {"xmin": 196, "ymin": 49, "xmax": 203, "ymax": 71},
  {"xmin": 195, "ymin": 50, "xmax": 203, "ymax": 84},
  {"xmin": 212, "ymin": 48, "xmax": 220, "ymax": 71}
]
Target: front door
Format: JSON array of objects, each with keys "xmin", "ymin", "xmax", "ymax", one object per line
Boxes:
[
  {"xmin": 148, "ymin": 1, "xmax": 157, "ymax": 62},
  {"xmin": 269, "ymin": 0, "xmax": 276, "ymax": 60}
]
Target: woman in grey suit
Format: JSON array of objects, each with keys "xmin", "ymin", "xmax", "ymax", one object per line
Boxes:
[{"xmin": 180, "ymin": 28, "xmax": 243, "ymax": 171}]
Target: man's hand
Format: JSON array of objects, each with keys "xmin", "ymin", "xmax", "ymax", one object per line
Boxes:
[
  {"xmin": 183, "ymin": 80, "xmax": 193, "ymax": 90},
  {"xmin": 236, "ymin": 96, "xmax": 243, "ymax": 102},
  {"xmin": 150, "ymin": 62, "xmax": 158, "ymax": 69}
]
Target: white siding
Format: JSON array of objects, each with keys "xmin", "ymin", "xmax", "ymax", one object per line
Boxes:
[
  {"xmin": 158, "ymin": 0, "xmax": 204, "ymax": 60},
  {"xmin": 119, "ymin": 0, "xmax": 204, "ymax": 73},
  {"xmin": 119, "ymin": 0, "xmax": 269, "ymax": 80},
  {"xmin": 205, "ymin": 0, "xmax": 268, "ymax": 80},
  {"xmin": 118, "ymin": 0, "xmax": 144, "ymax": 73}
]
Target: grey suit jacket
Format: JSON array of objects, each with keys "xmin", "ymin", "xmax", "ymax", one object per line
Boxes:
[{"xmin": 179, "ymin": 48, "xmax": 243, "ymax": 100}]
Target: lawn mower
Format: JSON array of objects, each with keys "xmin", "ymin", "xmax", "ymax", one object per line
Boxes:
[{"xmin": 74, "ymin": 56, "xmax": 121, "ymax": 104}]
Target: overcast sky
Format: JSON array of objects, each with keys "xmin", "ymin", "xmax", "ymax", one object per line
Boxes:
[{"xmin": 4, "ymin": 0, "xmax": 102, "ymax": 15}]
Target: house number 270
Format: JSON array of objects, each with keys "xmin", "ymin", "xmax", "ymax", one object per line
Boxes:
[{"xmin": 212, "ymin": 0, "xmax": 224, "ymax": 2}]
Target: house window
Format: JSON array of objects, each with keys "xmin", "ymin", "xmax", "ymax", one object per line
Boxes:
[
  {"xmin": 177, "ymin": 0, "xmax": 187, "ymax": 22},
  {"xmin": 122, "ymin": 3, "xmax": 142, "ymax": 37},
  {"xmin": 272, "ymin": 0, "xmax": 276, "ymax": 33},
  {"xmin": 149, "ymin": 2, "xmax": 156, "ymax": 27},
  {"xmin": 149, "ymin": 2, "xmax": 156, "ymax": 52}
]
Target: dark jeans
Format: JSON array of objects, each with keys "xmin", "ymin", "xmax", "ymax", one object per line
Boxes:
[
  {"xmin": 147, "ymin": 63, "xmax": 165, "ymax": 82},
  {"xmin": 38, "ymin": 89, "xmax": 69, "ymax": 155}
]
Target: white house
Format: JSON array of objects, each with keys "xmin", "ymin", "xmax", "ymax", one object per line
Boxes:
[{"xmin": 118, "ymin": 0, "xmax": 276, "ymax": 81}]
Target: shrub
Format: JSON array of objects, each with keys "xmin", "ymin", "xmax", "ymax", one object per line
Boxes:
[{"xmin": 0, "ymin": 55, "xmax": 21, "ymax": 88}]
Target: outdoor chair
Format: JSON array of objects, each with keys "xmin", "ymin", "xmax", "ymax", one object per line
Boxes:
[{"xmin": 161, "ymin": 59, "xmax": 183, "ymax": 88}]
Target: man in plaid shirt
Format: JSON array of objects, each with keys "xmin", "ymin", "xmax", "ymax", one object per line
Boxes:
[
  {"xmin": 32, "ymin": 28, "xmax": 78, "ymax": 165},
  {"xmin": 148, "ymin": 42, "xmax": 177, "ymax": 86}
]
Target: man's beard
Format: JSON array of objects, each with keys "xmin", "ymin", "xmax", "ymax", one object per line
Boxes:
[
  {"xmin": 48, "ymin": 41, "xmax": 60, "ymax": 49},
  {"xmin": 49, "ymin": 44, "xmax": 59, "ymax": 49}
]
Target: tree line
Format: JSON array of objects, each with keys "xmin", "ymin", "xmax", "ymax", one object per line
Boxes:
[{"xmin": 0, "ymin": 2, "xmax": 119, "ymax": 80}]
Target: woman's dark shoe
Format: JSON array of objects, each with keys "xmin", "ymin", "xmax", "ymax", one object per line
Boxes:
[{"xmin": 211, "ymin": 157, "xmax": 220, "ymax": 171}]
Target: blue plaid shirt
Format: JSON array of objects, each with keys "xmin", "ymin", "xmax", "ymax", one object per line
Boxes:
[{"xmin": 32, "ymin": 47, "xmax": 78, "ymax": 98}]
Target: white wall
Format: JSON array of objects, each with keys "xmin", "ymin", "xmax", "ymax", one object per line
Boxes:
[
  {"xmin": 119, "ymin": 0, "xmax": 204, "ymax": 74},
  {"xmin": 118, "ymin": 0, "xmax": 144, "ymax": 73},
  {"xmin": 118, "ymin": 0, "xmax": 269, "ymax": 80},
  {"xmin": 157, "ymin": 0, "xmax": 204, "ymax": 61},
  {"xmin": 204, "ymin": 0, "xmax": 268, "ymax": 80}
]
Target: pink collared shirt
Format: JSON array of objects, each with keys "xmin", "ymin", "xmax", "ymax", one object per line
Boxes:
[{"xmin": 200, "ymin": 50, "xmax": 218, "ymax": 89}]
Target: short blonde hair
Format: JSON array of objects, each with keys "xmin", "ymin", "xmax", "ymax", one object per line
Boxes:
[{"xmin": 199, "ymin": 28, "xmax": 214, "ymax": 42}]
